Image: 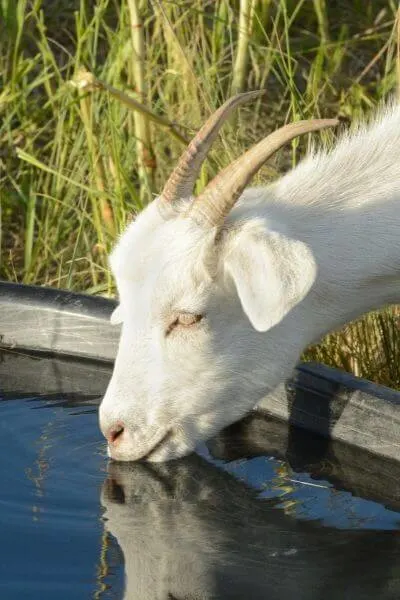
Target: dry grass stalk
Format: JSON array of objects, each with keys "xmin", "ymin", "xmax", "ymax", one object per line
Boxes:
[
  {"xmin": 70, "ymin": 69, "xmax": 115, "ymax": 239},
  {"xmin": 126, "ymin": 0, "xmax": 155, "ymax": 202},
  {"xmin": 231, "ymin": 0, "xmax": 257, "ymax": 95}
]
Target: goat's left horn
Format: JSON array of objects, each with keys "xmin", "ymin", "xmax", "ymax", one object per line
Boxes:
[
  {"xmin": 157, "ymin": 90, "xmax": 266, "ymax": 218},
  {"xmin": 189, "ymin": 118, "xmax": 339, "ymax": 227}
]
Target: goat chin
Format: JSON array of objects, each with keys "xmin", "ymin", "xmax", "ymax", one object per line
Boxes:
[{"xmin": 99, "ymin": 100, "xmax": 400, "ymax": 462}]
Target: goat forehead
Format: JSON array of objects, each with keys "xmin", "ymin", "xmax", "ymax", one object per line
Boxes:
[
  {"xmin": 123, "ymin": 257, "xmax": 207, "ymax": 317},
  {"xmin": 111, "ymin": 209, "xmax": 211, "ymax": 318},
  {"xmin": 110, "ymin": 205, "xmax": 206, "ymax": 283}
]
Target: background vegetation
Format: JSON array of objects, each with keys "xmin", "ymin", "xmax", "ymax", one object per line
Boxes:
[{"xmin": 1, "ymin": 0, "xmax": 399, "ymax": 387}]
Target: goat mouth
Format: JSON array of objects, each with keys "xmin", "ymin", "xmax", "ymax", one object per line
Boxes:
[{"xmin": 141, "ymin": 429, "xmax": 173, "ymax": 461}]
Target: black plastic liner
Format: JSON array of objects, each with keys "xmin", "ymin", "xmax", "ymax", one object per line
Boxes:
[{"xmin": 0, "ymin": 281, "xmax": 398, "ymax": 462}]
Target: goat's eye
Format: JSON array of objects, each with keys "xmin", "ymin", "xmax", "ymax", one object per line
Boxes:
[
  {"xmin": 178, "ymin": 313, "xmax": 203, "ymax": 327},
  {"xmin": 166, "ymin": 313, "xmax": 203, "ymax": 336}
]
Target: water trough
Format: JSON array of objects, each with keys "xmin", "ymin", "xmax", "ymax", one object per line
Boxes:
[
  {"xmin": 0, "ymin": 280, "xmax": 398, "ymax": 463},
  {"xmin": 1, "ymin": 281, "xmax": 400, "ymax": 599}
]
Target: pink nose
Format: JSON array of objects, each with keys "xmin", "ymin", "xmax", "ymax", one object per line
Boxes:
[{"xmin": 105, "ymin": 423, "xmax": 125, "ymax": 445}]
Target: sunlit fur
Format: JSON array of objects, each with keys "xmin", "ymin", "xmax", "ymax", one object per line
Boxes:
[{"xmin": 99, "ymin": 102, "xmax": 400, "ymax": 462}]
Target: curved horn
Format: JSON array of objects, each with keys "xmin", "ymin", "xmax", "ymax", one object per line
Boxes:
[
  {"xmin": 190, "ymin": 118, "xmax": 339, "ymax": 227},
  {"xmin": 157, "ymin": 90, "xmax": 266, "ymax": 217}
]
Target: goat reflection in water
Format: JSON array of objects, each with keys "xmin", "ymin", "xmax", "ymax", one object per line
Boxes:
[{"xmin": 101, "ymin": 454, "xmax": 400, "ymax": 600}]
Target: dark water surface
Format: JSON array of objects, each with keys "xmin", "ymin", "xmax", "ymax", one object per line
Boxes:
[{"xmin": 0, "ymin": 350, "xmax": 399, "ymax": 599}]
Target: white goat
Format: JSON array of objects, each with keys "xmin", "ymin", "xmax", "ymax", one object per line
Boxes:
[{"xmin": 99, "ymin": 91, "xmax": 400, "ymax": 462}]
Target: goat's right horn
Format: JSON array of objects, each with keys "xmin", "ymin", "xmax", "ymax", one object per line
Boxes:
[
  {"xmin": 157, "ymin": 90, "xmax": 266, "ymax": 217},
  {"xmin": 189, "ymin": 117, "xmax": 339, "ymax": 227}
]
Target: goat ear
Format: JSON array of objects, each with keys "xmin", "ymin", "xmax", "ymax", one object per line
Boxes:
[
  {"xmin": 110, "ymin": 305, "xmax": 123, "ymax": 325},
  {"xmin": 224, "ymin": 225, "xmax": 316, "ymax": 332}
]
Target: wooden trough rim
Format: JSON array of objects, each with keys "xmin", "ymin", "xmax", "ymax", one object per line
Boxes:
[{"xmin": 0, "ymin": 280, "xmax": 398, "ymax": 464}]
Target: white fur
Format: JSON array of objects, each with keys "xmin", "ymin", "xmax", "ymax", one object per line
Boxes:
[{"xmin": 99, "ymin": 102, "xmax": 400, "ymax": 462}]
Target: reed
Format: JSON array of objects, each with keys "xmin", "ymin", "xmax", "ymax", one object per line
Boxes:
[{"xmin": 0, "ymin": 0, "xmax": 398, "ymax": 387}]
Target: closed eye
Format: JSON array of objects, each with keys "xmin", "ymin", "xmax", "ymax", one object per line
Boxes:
[{"xmin": 166, "ymin": 313, "xmax": 203, "ymax": 336}]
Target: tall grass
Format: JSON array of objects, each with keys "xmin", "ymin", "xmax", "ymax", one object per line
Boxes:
[{"xmin": 0, "ymin": 0, "xmax": 399, "ymax": 387}]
